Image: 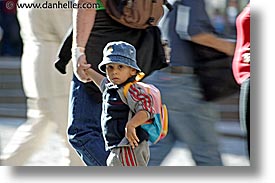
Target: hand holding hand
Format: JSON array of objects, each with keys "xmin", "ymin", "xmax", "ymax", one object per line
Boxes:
[{"xmin": 72, "ymin": 47, "xmax": 92, "ymax": 83}]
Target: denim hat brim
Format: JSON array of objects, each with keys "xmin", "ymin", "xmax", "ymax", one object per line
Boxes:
[{"xmin": 98, "ymin": 55, "xmax": 141, "ymax": 73}]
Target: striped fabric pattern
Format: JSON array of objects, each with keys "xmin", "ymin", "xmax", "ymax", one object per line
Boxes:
[
  {"xmin": 120, "ymin": 147, "xmax": 138, "ymax": 166},
  {"xmin": 128, "ymin": 85, "xmax": 154, "ymax": 114}
]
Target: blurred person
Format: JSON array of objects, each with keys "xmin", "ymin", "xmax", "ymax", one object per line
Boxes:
[
  {"xmin": 232, "ymin": 2, "xmax": 250, "ymax": 157},
  {"xmin": 211, "ymin": 8, "xmax": 226, "ymax": 36},
  {"xmin": 144, "ymin": 0, "xmax": 235, "ymax": 166},
  {"xmin": 0, "ymin": 0, "xmax": 84, "ymax": 166},
  {"xmin": 226, "ymin": 0, "xmax": 238, "ymax": 36},
  {"xmin": 0, "ymin": 0, "xmax": 22, "ymax": 56}
]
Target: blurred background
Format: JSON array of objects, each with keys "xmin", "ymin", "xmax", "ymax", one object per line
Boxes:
[
  {"xmin": 0, "ymin": 0, "xmax": 250, "ymax": 57},
  {"xmin": 0, "ymin": 0, "xmax": 250, "ymax": 166}
]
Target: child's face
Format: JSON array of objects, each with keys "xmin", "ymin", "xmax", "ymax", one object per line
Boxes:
[{"xmin": 105, "ymin": 63, "xmax": 137, "ymax": 85}]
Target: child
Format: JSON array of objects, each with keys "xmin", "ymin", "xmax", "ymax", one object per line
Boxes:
[{"xmin": 85, "ymin": 41, "xmax": 157, "ymax": 166}]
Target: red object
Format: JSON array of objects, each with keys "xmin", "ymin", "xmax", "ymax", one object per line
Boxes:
[
  {"xmin": 2, "ymin": 0, "xmax": 18, "ymax": 14},
  {"xmin": 232, "ymin": 3, "xmax": 250, "ymax": 84}
]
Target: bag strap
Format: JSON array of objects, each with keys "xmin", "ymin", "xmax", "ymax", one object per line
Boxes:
[
  {"xmin": 164, "ymin": 0, "xmax": 174, "ymax": 12},
  {"xmin": 123, "ymin": 72, "xmax": 145, "ymax": 97}
]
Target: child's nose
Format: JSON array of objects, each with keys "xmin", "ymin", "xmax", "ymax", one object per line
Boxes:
[{"xmin": 113, "ymin": 68, "xmax": 119, "ymax": 74}]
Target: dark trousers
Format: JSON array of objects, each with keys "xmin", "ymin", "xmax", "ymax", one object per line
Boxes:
[{"xmin": 240, "ymin": 77, "xmax": 250, "ymax": 157}]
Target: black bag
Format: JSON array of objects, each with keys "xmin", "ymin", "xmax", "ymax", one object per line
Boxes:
[
  {"xmin": 193, "ymin": 43, "xmax": 240, "ymax": 101},
  {"xmin": 136, "ymin": 26, "xmax": 168, "ymax": 76}
]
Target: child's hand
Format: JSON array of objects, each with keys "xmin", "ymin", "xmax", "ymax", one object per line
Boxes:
[{"xmin": 125, "ymin": 124, "xmax": 140, "ymax": 149}]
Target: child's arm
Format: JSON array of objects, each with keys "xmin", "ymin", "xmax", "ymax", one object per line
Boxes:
[
  {"xmin": 125, "ymin": 110, "xmax": 149, "ymax": 149},
  {"xmin": 85, "ymin": 68, "xmax": 105, "ymax": 88}
]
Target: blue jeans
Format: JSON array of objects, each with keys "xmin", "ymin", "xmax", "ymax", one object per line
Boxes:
[
  {"xmin": 143, "ymin": 68, "xmax": 223, "ymax": 166},
  {"xmin": 67, "ymin": 76, "xmax": 109, "ymax": 166}
]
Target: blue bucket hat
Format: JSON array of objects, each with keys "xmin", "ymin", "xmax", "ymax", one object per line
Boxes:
[{"xmin": 98, "ymin": 41, "xmax": 141, "ymax": 73}]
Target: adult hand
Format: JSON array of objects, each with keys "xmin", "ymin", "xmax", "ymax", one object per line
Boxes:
[
  {"xmin": 191, "ymin": 33, "xmax": 236, "ymax": 56},
  {"xmin": 72, "ymin": 47, "xmax": 92, "ymax": 83}
]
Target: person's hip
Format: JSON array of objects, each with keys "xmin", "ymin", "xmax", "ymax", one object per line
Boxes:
[{"xmin": 161, "ymin": 65, "xmax": 194, "ymax": 74}]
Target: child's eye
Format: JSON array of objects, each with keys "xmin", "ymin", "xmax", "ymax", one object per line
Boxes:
[
  {"xmin": 106, "ymin": 65, "xmax": 114, "ymax": 70},
  {"xmin": 118, "ymin": 65, "xmax": 124, "ymax": 69}
]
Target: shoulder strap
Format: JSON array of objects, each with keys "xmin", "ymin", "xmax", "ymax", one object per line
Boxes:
[
  {"xmin": 123, "ymin": 72, "xmax": 146, "ymax": 97},
  {"xmin": 164, "ymin": 0, "xmax": 174, "ymax": 12},
  {"xmin": 123, "ymin": 82, "xmax": 133, "ymax": 98}
]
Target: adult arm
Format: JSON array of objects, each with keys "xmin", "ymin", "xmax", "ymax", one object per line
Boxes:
[
  {"xmin": 184, "ymin": 0, "xmax": 236, "ymax": 56},
  {"xmin": 191, "ymin": 33, "xmax": 236, "ymax": 56},
  {"xmin": 72, "ymin": 0, "xmax": 97, "ymax": 83}
]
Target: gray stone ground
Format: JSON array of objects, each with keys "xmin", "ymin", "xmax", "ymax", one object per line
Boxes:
[{"xmin": 0, "ymin": 117, "xmax": 250, "ymax": 166}]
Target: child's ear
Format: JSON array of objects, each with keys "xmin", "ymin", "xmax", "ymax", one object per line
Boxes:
[{"xmin": 130, "ymin": 68, "xmax": 137, "ymax": 76}]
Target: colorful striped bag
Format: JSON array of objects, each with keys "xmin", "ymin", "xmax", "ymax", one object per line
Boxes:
[{"xmin": 123, "ymin": 73, "xmax": 168, "ymax": 144}]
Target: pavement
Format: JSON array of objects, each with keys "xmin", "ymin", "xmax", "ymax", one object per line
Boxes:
[{"xmin": 0, "ymin": 117, "xmax": 250, "ymax": 166}]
